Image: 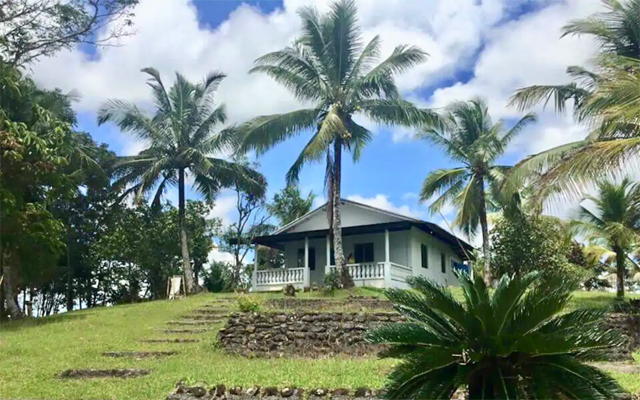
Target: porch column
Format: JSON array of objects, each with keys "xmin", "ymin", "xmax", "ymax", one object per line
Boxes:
[
  {"xmin": 304, "ymin": 237, "xmax": 310, "ymax": 288},
  {"xmin": 252, "ymin": 247, "xmax": 258, "ymax": 291},
  {"xmin": 384, "ymin": 229, "xmax": 391, "ymax": 287},
  {"xmin": 325, "ymin": 234, "xmax": 331, "ymax": 276}
]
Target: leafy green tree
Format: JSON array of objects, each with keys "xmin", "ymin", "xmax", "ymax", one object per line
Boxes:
[
  {"xmin": 240, "ymin": 0, "xmax": 430, "ymax": 286},
  {"xmin": 268, "ymin": 186, "xmax": 315, "ymax": 226},
  {"xmin": 569, "ymin": 178, "xmax": 640, "ymax": 298},
  {"xmin": 509, "ymin": 0, "xmax": 640, "ymax": 203},
  {"xmin": 0, "ymin": 0, "xmax": 139, "ymax": 66},
  {"xmin": 0, "ymin": 62, "xmax": 77, "ymax": 318},
  {"xmin": 490, "ymin": 214, "xmax": 574, "ymax": 280},
  {"xmin": 418, "ymin": 98, "xmax": 535, "ymax": 283},
  {"xmin": 202, "ymin": 261, "xmax": 228, "ymax": 293},
  {"xmin": 97, "ymin": 68, "xmax": 266, "ymax": 293},
  {"xmin": 368, "ymin": 272, "xmax": 625, "ymax": 400}
]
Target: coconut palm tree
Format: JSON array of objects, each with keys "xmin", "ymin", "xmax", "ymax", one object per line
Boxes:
[
  {"xmin": 418, "ymin": 98, "xmax": 535, "ymax": 284},
  {"xmin": 98, "ymin": 68, "xmax": 265, "ymax": 293},
  {"xmin": 239, "ymin": 0, "xmax": 431, "ymax": 285},
  {"xmin": 569, "ymin": 178, "xmax": 640, "ymax": 298},
  {"xmin": 368, "ymin": 272, "xmax": 625, "ymax": 400},
  {"xmin": 509, "ymin": 0, "xmax": 640, "ymax": 203}
]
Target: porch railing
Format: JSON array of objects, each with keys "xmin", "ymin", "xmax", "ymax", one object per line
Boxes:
[
  {"xmin": 330, "ymin": 262, "xmax": 386, "ymax": 280},
  {"xmin": 390, "ymin": 262, "xmax": 412, "ymax": 282},
  {"xmin": 256, "ymin": 267, "xmax": 304, "ymax": 286}
]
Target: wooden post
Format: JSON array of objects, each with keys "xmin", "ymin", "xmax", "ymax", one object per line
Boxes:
[
  {"xmin": 304, "ymin": 237, "xmax": 310, "ymax": 288},
  {"xmin": 384, "ymin": 230, "xmax": 391, "ymax": 288}
]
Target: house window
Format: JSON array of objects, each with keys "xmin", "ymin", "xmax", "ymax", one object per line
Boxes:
[
  {"xmin": 440, "ymin": 253, "xmax": 446, "ymax": 273},
  {"xmin": 297, "ymin": 248, "xmax": 316, "ymax": 270},
  {"xmin": 353, "ymin": 243, "xmax": 374, "ymax": 263},
  {"xmin": 421, "ymin": 244, "xmax": 429, "ymax": 269}
]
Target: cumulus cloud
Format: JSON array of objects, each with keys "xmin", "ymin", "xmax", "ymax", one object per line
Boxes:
[{"xmin": 347, "ymin": 194, "xmax": 425, "ymax": 219}]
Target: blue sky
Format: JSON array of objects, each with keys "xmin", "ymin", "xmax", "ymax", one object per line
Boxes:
[{"xmin": 32, "ymin": 0, "xmax": 602, "ymax": 254}]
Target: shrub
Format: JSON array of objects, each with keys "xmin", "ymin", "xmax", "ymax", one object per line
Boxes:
[
  {"xmin": 235, "ymin": 293, "xmax": 262, "ymax": 313},
  {"xmin": 202, "ymin": 261, "xmax": 228, "ymax": 293},
  {"xmin": 323, "ymin": 269, "xmax": 342, "ymax": 296},
  {"xmin": 368, "ymin": 272, "xmax": 625, "ymax": 399},
  {"xmin": 490, "ymin": 214, "xmax": 575, "ymax": 281}
]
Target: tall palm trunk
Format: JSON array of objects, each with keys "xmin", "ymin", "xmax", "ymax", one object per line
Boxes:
[
  {"xmin": 178, "ymin": 168, "xmax": 197, "ymax": 293},
  {"xmin": 477, "ymin": 176, "xmax": 492, "ymax": 286},
  {"xmin": 614, "ymin": 245, "xmax": 625, "ymax": 299},
  {"xmin": 1, "ymin": 252, "xmax": 23, "ymax": 319},
  {"xmin": 332, "ymin": 139, "xmax": 353, "ymax": 288}
]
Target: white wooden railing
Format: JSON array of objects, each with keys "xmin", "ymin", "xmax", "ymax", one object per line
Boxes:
[
  {"xmin": 330, "ymin": 262, "xmax": 386, "ymax": 280},
  {"xmin": 390, "ymin": 262, "xmax": 412, "ymax": 282},
  {"xmin": 256, "ymin": 267, "xmax": 304, "ymax": 286}
]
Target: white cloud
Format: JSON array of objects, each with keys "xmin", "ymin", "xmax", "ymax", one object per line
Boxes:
[
  {"xmin": 207, "ymin": 192, "xmax": 237, "ymax": 227},
  {"xmin": 347, "ymin": 194, "xmax": 424, "ymax": 219}
]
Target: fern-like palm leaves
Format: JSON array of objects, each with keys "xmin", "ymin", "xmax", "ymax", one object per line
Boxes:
[{"xmin": 368, "ymin": 272, "xmax": 625, "ymax": 400}]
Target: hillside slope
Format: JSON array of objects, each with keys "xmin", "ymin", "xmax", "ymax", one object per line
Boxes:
[{"xmin": 0, "ymin": 291, "xmax": 638, "ymax": 400}]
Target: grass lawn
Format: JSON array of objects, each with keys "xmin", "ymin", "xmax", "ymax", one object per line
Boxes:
[{"xmin": 0, "ymin": 289, "xmax": 638, "ymax": 400}]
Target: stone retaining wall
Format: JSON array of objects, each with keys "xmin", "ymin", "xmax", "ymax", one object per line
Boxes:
[
  {"xmin": 167, "ymin": 385, "xmax": 467, "ymax": 400},
  {"xmin": 605, "ymin": 313, "xmax": 640, "ymax": 361},
  {"xmin": 265, "ymin": 297, "xmax": 393, "ymax": 311},
  {"xmin": 217, "ymin": 312, "xmax": 402, "ymax": 357}
]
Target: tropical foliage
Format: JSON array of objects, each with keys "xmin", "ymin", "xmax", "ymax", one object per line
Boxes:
[
  {"xmin": 240, "ymin": 0, "xmax": 431, "ymax": 286},
  {"xmin": 368, "ymin": 272, "xmax": 625, "ymax": 399},
  {"xmin": 509, "ymin": 0, "xmax": 640, "ymax": 203},
  {"xmin": 569, "ymin": 178, "xmax": 640, "ymax": 298},
  {"xmin": 97, "ymin": 68, "xmax": 266, "ymax": 292},
  {"xmin": 418, "ymin": 98, "xmax": 535, "ymax": 282}
]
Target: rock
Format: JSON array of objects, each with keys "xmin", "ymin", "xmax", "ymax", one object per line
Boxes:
[
  {"xmin": 280, "ymin": 387, "xmax": 294, "ymax": 397},
  {"xmin": 263, "ymin": 387, "xmax": 279, "ymax": 396},
  {"xmin": 354, "ymin": 387, "xmax": 372, "ymax": 397},
  {"xmin": 245, "ymin": 325, "xmax": 256, "ymax": 333},
  {"xmin": 273, "ymin": 315, "xmax": 288, "ymax": 323},
  {"xmin": 331, "ymin": 388, "xmax": 350, "ymax": 396},
  {"xmin": 245, "ymin": 387, "xmax": 260, "ymax": 396},
  {"xmin": 188, "ymin": 386, "xmax": 207, "ymax": 398},
  {"xmin": 311, "ymin": 388, "xmax": 328, "ymax": 396},
  {"xmin": 214, "ymin": 384, "xmax": 226, "ymax": 397},
  {"xmin": 229, "ymin": 386, "xmax": 242, "ymax": 395}
]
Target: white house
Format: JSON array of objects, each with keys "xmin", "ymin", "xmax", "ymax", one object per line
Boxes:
[{"xmin": 251, "ymin": 199, "xmax": 474, "ymax": 292}]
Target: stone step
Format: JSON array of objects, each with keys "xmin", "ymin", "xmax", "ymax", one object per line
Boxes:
[
  {"xmin": 101, "ymin": 351, "xmax": 178, "ymax": 359},
  {"xmin": 57, "ymin": 369, "xmax": 151, "ymax": 379},
  {"xmin": 139, "ymin": 338, "xmax": 201, "ymax": 343},
  {"xmin": 191, "ymin": 308, "xmax": 231, "ymax": 314},
  {"xmin": 181, "ymin": 314, "xmax": 229, "ymax": 320},
  {"xmin": 167, "ymin": 320, "xmax": 223, "ymax": 326},
  {"xmin": 162, "ymin": 328, "xmax": 212, "ymax": 334}
]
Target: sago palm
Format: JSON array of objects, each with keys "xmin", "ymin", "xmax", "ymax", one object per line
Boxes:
[
  {"xmin": 239, "ymin": 0, "xmax": 431, "ymax": 284},
  {"xmin": 418, "ymin": 98, "xmax": 535, "ymax": 283},
  {"xmin": 98, "ymin": 68, "xmax": 265, "ymax": 293},
  {"xmin": 509, "ymin": 0, "xmax": 640, "ymax": 203},
  {"xmin": 569, "ymin": 178, "xmax": 640, "ymax": 298},
  {"xmin": 368, "ymin": 272, "xmax": 625, "ymax": 400}
]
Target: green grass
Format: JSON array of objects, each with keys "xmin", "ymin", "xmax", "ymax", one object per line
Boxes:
[{"xmin": 0, "ymin": 289, "xmax": 638, "ymax": 400}]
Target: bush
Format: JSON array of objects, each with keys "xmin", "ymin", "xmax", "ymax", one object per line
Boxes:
[
  {"xmin": 202, "ymin": 262, "xmax": 228, "ymax": 293},
  {"xmin": 235, "ymin": 293, "xmax": 262, "ymax": 313},
  {"xmin": 490, "ymin": 214, "xmax": 576, "ymax": 281},
  {"xmin": 323, "ymin": 269, "xmax": 342, "ymax": 296}
]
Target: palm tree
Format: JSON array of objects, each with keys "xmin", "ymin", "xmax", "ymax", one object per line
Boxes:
[
  {"xmin": 418, "ymin": 98, "xmax": 535, "ymax": 284},
  {"xmin": 509, "ymin": 0, "xmax": 640, "ymax": 203},
  {"xmin": 239, "ymin": 0, "xmax": 431, "ymax": 286},
  {"xmin": 569, "ymin": 178, "xmax": 640, "ymax": 298},
  {"xmin": 98, "ymin": 68, "xmax": 265, "ymax": 293},
  {"xmin": 367, "ymin": 272, "xmax": 625, "ymax": 400}
]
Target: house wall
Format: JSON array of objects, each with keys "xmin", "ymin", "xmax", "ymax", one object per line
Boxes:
[
  {"xmin": 286, "ymin": 203, "xmax": 403, "ymax": 233},
  {"xmin": 279, "ymin": 228, "xmax": 464, "ymax": 288},
  {"xmin": 408, "ymin": 227, "xmax": 462, "ymax": 287}
]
